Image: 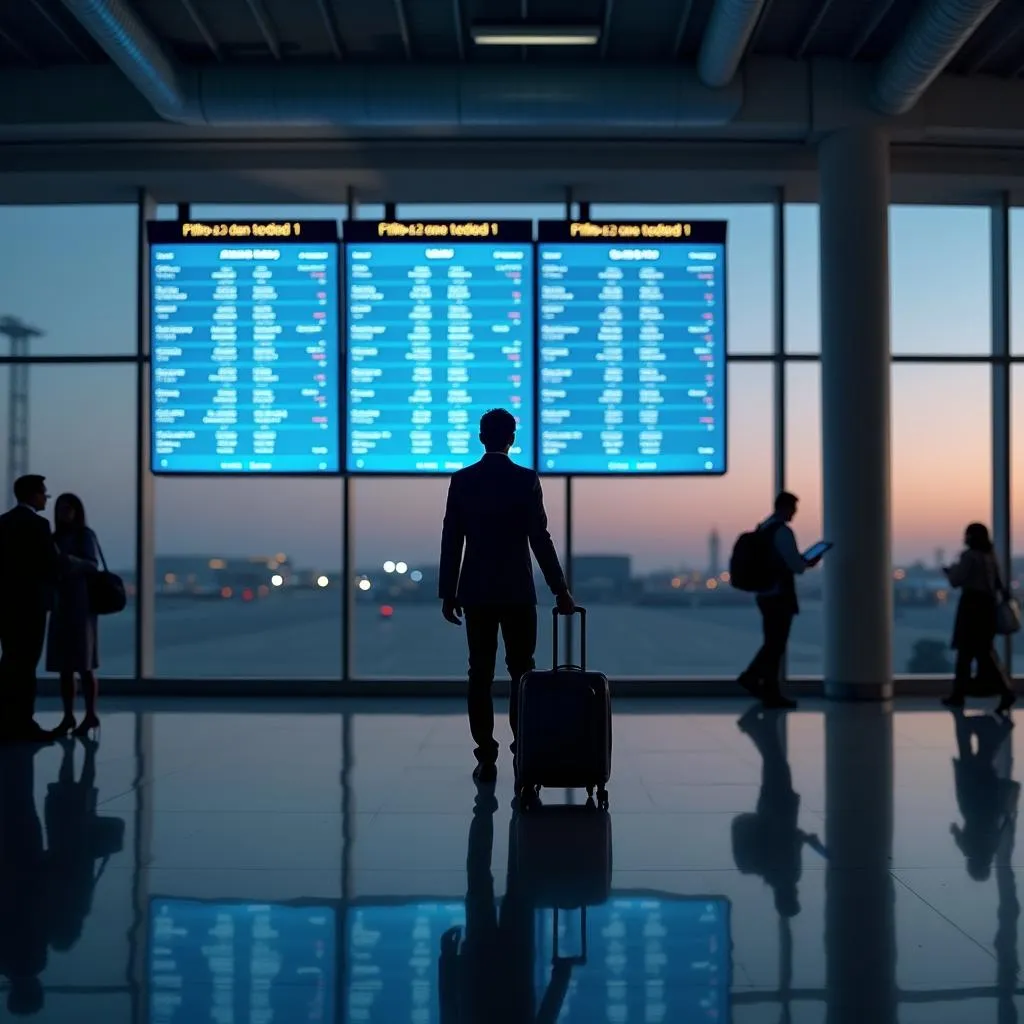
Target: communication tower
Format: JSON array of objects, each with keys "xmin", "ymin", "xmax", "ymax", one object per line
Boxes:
[{"xmin": 0, "ymin": 316, "xmax": 43, "ymax": 498}]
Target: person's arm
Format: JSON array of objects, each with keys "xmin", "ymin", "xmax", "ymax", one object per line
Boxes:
[
  {"xmin": 527, "ymin": 474, "xmax": 568, "ymax": 597},
  {"xmin": 62, "ymin": 529, "xmax": 100, "ymax": 575},
  {"xmin": 774, "ymin": 526, "xmax": 807, "ymax": 575},
  {"xmin": 38, "ymin": 518, "xmax": 60, "ymax": 584},
  {"xmin": 944, "ymin": 552, "xmax": 969, "ymax": 589},
  {"xmin": 438, "ymin": 478, "xmax": 465, "ymax": 602}
]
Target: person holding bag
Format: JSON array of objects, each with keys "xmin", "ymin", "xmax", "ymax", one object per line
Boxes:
[
  {"xmin": 942, "ymin": 522, "xmax": 1016, "ymax": 714},
  {"xmin": 47, "ymin": 494, "xmax": 103, "ymax": 738}
]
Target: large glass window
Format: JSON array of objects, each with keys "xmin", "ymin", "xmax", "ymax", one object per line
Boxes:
[
  {"xmin": 1010, "ymin": 366, "xmax": 1024, "ymax": 673},
  {"xmin": 890, "ymin": 205, "xmax": 992, "ymax": 356},
  {"xmin": 1010, "ymin": 208, "xmax": 1024, "ymax": 355},
  {"xmin": 568, "ymin": 363, "xmax": 773, "ymax": 678},
  {"xmin": 0, "ymin": 363, "xmax": 137, "ymax": 677},
  {"xmin": 154, "ymin": 478, "xmax": 343, "ymax": 678},
  {"xmin": 591, "ymin": 203, "xmax": 775, "ymax": 354},
  {"xmin": 784, "ymin": 204, "xmax": 820, "ymax": 355},
  {"xmin": 892, "ymin": 365, "xmax": 992, "ymax": 674},
  {"xmin": 785, "ymin": 363, "xmax": 824, "ymax": 678},
  {"xmin": 351, "ymin": 478, "xmax": 567, "ymax": 678},
  {"xmin": 0, "ymin": 205, "xmax": 139, "ymax": 356}
]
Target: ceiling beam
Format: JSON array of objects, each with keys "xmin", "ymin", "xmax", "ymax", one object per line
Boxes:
[
  {"xmin": 671, "ymin": 0, "xmax": 694, "ymax": 57},
  {"xmin": 28, "ymin": 0, "xmax": 90, "ymax": 62},
  {"xmin": 244, "ymin": 0, "xmax": 282, "ymax": 61},
  {"xmin": 793, "ymin": 0, "xmax": 838, "ymax": 59},
  {"xmin": 179, "ymin": 0, "xmax": 222, "ymax": 61},
  {"xmin": 393, "ymin": 0, "xmax": 412, "ymax": 59},
  {"xmin": 452, "ymin": 0, "xmax": 464, "ymax": 60},
  {"xmin": 847, "ymin": 0, "xmax": 898, "ymax": 59},
  {"xmin": 313, "ymin": 0, "xmax": 344, "ymax": 61},
  {"xmin": 600, "ymin": 0, "xmax": 615, "ymax": 57},
  {"xmin": 966, "ymin": 14, "xmax": 1024, "ymax": 74},
  {"xmin": 697, "ymin": 0, "xmax": 770, "ymax": 87},
  {"xmin": 0, "ymin": 23, "xmax": 35, "ymax": 64},
  {"xmin": 746, "ymin": 0, "xmax": 777, "ymax": 51}
]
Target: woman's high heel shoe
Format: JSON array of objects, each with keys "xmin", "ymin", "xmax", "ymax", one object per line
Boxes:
[
  {"xmin": 73, "ymin": 715, "xmax": 100, "ymax": 739},
  {"xmin": 53, "ymin": 714, "xmax": 77, "ymax": 736}
]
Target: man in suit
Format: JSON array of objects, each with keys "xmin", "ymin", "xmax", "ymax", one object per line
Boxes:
[
  {"xmin": 0, "ymin": 474, "xmax": 58, "ymax": 743},
  {"xmin": 439, "ymin": 409, "xmax": 574, "ymax": 783}
]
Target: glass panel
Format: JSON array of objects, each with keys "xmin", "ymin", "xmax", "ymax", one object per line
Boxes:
[
  {"xmin": 590, "ymin": 203, "xmax": 774, "ymax": 354},
  {"xmin": 1011, "ymin": 366, "xmax": 1024, "ymax": 673},
  {"xmin": 153, "ymin": 478, "xmax": 343, "ymax": 677},
  {"xmin": 0, "ymin": 363, "xmax": 137, "ymax": 677},
  {"xmin": 189, "ymin": 203, "xmax": 347, "ymax": 224},
  {"xmin": 396, "ymin": 203, "xmax": 565, "ymax": 221},
  {"xmin": 0, "ymin": 205, "xmax": 138, "ymax": 355},
  {"xmin": 351, "ymin": 477, "xmax": 566, "ymax": 678},
  {"xmin": 569, "ymin": 363, "xmax": 773, "ymax": 677},
  {"xmin": 785, "ymin": 363, "xmax": 824, "ymax": 678},
  {"xmin": 890, "ymin": 205, "xmax": 992, "ymax": 355},
  {"xmin": 1010, "ymin": 208, "xmax": 1024, "ymax": 354},
  {"xmin": 784, "ymin": 204, "xmax": 820, "ymax": 355},
  {"xmin": 892, "ymin": 365, "xmax": 991, "ymax": 673}
]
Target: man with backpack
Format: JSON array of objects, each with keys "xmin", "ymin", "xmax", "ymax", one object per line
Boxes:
[{"xmin": 730, "ymin": 492, "xmax": 822, "ymax": 709}]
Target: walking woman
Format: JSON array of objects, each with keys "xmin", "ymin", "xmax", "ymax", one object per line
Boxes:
[
  {"xmin": 48, "ymin": 494, "xmax": 102, "ymax": 737},
  {"xmin": 942, "ymin": 522, "xmax": 1016, "ymax": 714}
]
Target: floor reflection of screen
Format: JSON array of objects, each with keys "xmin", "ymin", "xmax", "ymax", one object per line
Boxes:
[
  {"xmin": 345, "ymin": 895, "xmax": 729, "ymax": 1022},
  {"xmin": 149, "ymin": 899, "xmax": 336, "ymax": 1024}
]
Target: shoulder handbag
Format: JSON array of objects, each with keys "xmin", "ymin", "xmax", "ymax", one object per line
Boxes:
[
  {"xmin": 994, "ymin": 563, "xmax": 1021, "ymax": 636},
  {"xmin": 86, "ymin": 536, "xmax": 127, "ymax": 616}
]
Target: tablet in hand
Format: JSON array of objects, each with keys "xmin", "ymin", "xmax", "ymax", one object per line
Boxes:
[{"xmin": 803, "ymin": 541, "xmax": 833, "ymax": 561}]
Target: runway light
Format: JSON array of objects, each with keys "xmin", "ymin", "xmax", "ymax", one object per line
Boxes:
[
  {"xmin": 893, "ymin": 569, "xmax": 906, "ymax": 581},
  {"xmin": 242, "ymin": 588, "xmax": 254, "ymax": 602},
  {"xmin": 719, "ymin": 572, "xmax": 730, "ymax": 583},
  {"xmin": 671, "ymin": 577, "xmax": 682, "ymax": 589},
  {"xmin": 383, "ymin": 560, "xmax": 396, "ymax": 573},
  {"xmin": 317, "ymin": 575, "xmax": 330, "ymax": 588},
  {"xmin": 410, "ymin": 570, "xmax": 423, "ymax": 583},
  {"xmin": 396, "ymin": 561, "xmax": 408, "ymax": 574},
  {"xmin": 257, "ymin": 585, "xmax": 269, "ymax": 597},
  {"xmin": 358, "ymin": 578, "xmax": 372, "ymax": 592},
  {"xmin": 706, "ymin": 578, "xmax": 718, "ymax": 590},
  {"xmin": 271, "ymin": 574, "xmax": 284, "ymax": 587},
  {"xmin": 221, "ymin": 586, "xmax": 233, "ymax": 599},
  {"xmin": 380, "ymin": 604, "xmax": 394, "ymax": 618},
  {"xmin": 164, "ymin": 572, "xmax": 177, "ymax": 585}
]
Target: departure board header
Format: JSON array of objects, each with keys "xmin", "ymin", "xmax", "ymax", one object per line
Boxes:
[
  {"xmin": 344, "ymin": 220, "xmax": 534, "ymax": 242},
  {"xmin": 538, "ymin": 220, "xmax": 727, "ymax": 244},
  {"xmin": 147, "ymin": 220, "xmax": 339, "ymax": 243}
]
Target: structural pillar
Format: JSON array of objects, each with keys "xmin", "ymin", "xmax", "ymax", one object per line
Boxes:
[{"xmin": 819, "ymin": 127, "xmax": 893, "ymax": 700}]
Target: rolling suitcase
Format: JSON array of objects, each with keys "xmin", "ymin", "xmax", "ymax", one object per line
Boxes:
[{"xmin": 516, "ymin": 606, "xmax": 612, "ymax": 808}]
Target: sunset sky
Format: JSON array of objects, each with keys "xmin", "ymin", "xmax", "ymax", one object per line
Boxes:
[{"xmin": 0, "ymin": 201, "xmax": 1016, "ymax": 574}]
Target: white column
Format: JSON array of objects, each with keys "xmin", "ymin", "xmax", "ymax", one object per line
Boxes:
[{"xmin": 819, "ymin": 127, "xmax": 893, "ymax": 700}]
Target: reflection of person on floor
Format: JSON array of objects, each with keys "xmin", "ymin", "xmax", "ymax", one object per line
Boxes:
[
  {"xmin": 732, "ymin": 706, "xmax": 825, "ymax": 919},
  {"xmin": 0, "ymin": 745, "xmax": 48, "ymax": 1016},
  {"xmin": 440, "ymin": 786, "xmax": 570, "ymax": 1024},
  {"xmin": 950, "ymin": 712, "xmax": 1019, "ymax": 881}
]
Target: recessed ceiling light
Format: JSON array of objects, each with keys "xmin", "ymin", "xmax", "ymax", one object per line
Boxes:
[{"xmin": 471, "ymin": 24, "xmax": 601, "ymax": 46}]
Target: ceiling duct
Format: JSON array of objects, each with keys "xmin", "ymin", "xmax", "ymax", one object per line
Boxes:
[
  {"xmin": 872, "ymin": 0, "xmax": 1003, "ymax": 116},
  {"xmin": 697, "ymin": 0, "xmax": 769, "ymax": 89},
  {"xmin": 61, "ymin": 0, "xmax": 742, "ymax": 128}
]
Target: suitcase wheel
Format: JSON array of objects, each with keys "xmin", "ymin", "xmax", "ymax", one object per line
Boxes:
[{"xmin": 596, "ymin": 786, "xmax": 609, "ymax": 810}]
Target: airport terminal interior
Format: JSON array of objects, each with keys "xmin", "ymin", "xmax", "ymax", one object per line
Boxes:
[{"xmin": 8, "ymin": 0, "xmax": 1024, "ymax": 1018}]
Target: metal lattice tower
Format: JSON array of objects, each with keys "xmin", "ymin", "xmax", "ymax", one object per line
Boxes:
[{"xmin": 0, "ymin": 316, "xmax": 43, "ymax": 498}]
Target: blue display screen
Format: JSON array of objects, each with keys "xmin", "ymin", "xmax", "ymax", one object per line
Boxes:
[
  {"xmin": 345, "ymin": 221, "xmax": 535, "ymax": 472},
  {"xmin": 148, "ymin": 898, "xmax": 336, "ymax": 1023},
  {"xmin": 537, "ymin": 221, "xmax": 727, "ymax": 474},
  {"xmin": 344, "ymin": 895, "xmax": 730, "ymax": 1023},
  {"xmin": 149, "ymin": 221, "xmax": 340, "ymax": 474}
]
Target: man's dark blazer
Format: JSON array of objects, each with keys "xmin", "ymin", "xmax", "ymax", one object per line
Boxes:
[
  {"xmin": 0, "ymin": 505, "xmax": 58, "ymax": 617},
  {"xmin": 439, "ymin": 453, "xmax": 566, "ymax": 606}
]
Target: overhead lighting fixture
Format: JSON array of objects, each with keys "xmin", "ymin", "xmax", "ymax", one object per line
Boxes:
[{"xmin": 471, "ymin": 24, "xmax": 601, "ymax": 46}]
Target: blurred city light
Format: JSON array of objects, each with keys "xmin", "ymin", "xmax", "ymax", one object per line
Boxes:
[
  {"xmin": 358, "ymin": 578, "xmax": 372, "ymax": 591},
  {"xmin": 380, "ymin": 604, "xmax": 394, "ymax": 618},
  {"xmin": 317, "ymin": 575, "xmax": 329, "ymax": 588},
  {"xmin": 383, "ymin": 560, "xmax": 396, "ymax": 573},
  {"xmin": 271, "ymin": 574, "xmax": 284, "ymax": 587},
  {"xmin": 396, "ymin": 561, "xmax": 408, "ymax": 574},
  {"xmin": 410, "ymin": 570, "xmax": 423, "ymax": 583}
]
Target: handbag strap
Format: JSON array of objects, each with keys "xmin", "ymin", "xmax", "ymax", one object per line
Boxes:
[
  {"xmin": 993, "ymin": 557, "xmax": 1012, "ymax": 602},
  {"xmin": 91, "ymin": 531, "xmax": 109, "ymax": 573}
]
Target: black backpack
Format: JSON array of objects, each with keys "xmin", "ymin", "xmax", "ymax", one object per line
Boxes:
[{"xmin": 729, "ymin": 522, "xmax": 782, "ymax": 593}]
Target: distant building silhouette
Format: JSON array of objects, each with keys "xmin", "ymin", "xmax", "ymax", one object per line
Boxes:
[{"xmin": 708, "ymin": 529, "xmax": 721, "ymax": 580}]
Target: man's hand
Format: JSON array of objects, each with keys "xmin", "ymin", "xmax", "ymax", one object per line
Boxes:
[
  {"xmin": 806, "ymin": 554, "xmax": 823, "ymax": 568},
  {"xmin": 555, "ymin": 590, "xmax": 576, "ymax": 616},
  {"xmin": 442, "ymin": 599, "xmax": 463, "ymax": 626}
]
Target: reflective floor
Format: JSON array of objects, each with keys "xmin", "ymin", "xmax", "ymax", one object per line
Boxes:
[{"xmin": 0, "ymin": 697, "xmax": 1021, "ymax": 1022}]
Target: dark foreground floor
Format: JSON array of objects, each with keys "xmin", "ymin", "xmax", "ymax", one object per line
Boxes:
[{"xmin": 0, "ymin": 696, "xmax": 1020, "ymax": 1022}]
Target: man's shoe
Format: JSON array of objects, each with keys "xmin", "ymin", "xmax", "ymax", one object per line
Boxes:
[
  {"xmin": 473, "ymin": 761, "xmax": 497, "ymax": 785},
  {"xmin": 762, "ymin": 693, "xmax": 797, "ymax": 710},
  {"xmin": 737, "ymin": 672, "xmax": 762, "ymax": 698}
]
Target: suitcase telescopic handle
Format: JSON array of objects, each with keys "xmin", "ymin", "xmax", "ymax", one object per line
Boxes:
[
  {"xmin": 551, "ymin": 605, "xmax": 587, "ymax": 672},
  {"xmin": 552, "ymin": 907, "xmax": 588, "ymax": 967}
]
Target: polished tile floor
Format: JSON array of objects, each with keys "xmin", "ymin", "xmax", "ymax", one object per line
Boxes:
[{"xmin": 0, "ymin": 696, "xmax": 1021, "ymax": 1022}]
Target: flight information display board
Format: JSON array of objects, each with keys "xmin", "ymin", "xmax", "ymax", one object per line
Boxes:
[
  {"xmin": 149, "ymin": 898, "xmax": 336, "ymax": 1024},
  {"xmin": 344, "ymin": 895, "xmax": 730, "ymax": 1023},
  {"xmin": 537, "ymin": 221, "xmax": 727, "ymax": 475},
  {"xmin": 149, "ymin": 220, "xmax": 340, "ymax": 474},
  {"xmin": 345, "ymin": 220, "xmax": 535, "ymax": 473}
]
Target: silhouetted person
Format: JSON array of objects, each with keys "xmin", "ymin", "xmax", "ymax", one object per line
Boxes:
[
  {"xmin": 48, "ymin": 493, "xmax": 103, "ymax": 738},
  {"xmin": 0, "ymin": 745, "xmax": 48, "ymax": 1015},
  {"xmin": 0, "ymin": 474, "xmax": 58, "ymax": 744},
  {"xmin": 45, "ymin": 737, "xmax": 123, "ymax": 955},
  {"xmin": 439, "ymin": 408, "xmax": 574, "ymax": 784},
  {"xmin": 738, "ymin": 492, "xmax": 821, "ymax": 710},
  {"xmin": 732, "ymin": 706, "xmax": 824, "ymax": 920},
  {"xmin": 942, "ymin": 522, "xmax": 1015, "ymax": 714},
  {"xmin": 439, "ymin": 784, "xmax": 570, "ymax": 1024},
  {"xmin": 949, "ymin": 711, "xmax": 1019, "ymax": 881}
]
